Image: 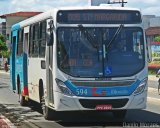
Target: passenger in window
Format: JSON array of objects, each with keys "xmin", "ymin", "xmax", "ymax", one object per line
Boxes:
[{"xmin": 110, "ymin": 41, "xmax": 125, "ymax": 53}]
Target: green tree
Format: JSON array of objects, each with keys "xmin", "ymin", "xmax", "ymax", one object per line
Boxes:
[
  {"xmin": 154, "ymin": 35, "xmax": 160, "ymax": 42},
  {"xmin": 0, "ymin": 34, "xmax": 10, "ymax": 58}
]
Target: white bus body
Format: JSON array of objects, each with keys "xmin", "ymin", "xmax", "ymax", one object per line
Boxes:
[{"xmin": 10, "ymin": 6, "xmax": 148, "ymax": 119}]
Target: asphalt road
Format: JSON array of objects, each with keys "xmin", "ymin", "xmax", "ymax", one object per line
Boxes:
[{"xmin": 0, "ymin": 72, "xmax": 160, "ymax": 128}]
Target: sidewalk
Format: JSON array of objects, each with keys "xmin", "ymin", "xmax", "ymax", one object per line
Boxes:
[
  {"xmin": 0, "ymin": 69, "xmax": 10, "ymax": 75},
  {"xmin": 148, "ymin": 75, "xmax": 158, "ymax": 81}
]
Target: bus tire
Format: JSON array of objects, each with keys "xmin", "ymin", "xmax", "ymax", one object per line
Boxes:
[
  {"xmin": 41, "ymin": 96, "xmax": 52, "ymax": 120},
  {"xmin": 39, "ymin": 80, "xmax": 52, "ymax": 120},
  {"xmin": 158, "ymin": 84, "xmax": 160, "ymax": 95},
  {"xmin": 112, "ymin": 110, "xmax": 127, "ymax": 119},
  {"xmin": 19, "ymin": 95, "xmax": 28, "ymax": 106},
  {"xmin": 17, "ymin": 76, "xmax": 28, "ymax": 106}
]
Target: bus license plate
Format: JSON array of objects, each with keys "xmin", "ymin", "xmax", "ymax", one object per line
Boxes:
[{"xmin": 96, "ymin": 105, "xmax": 112, "ymax": 110}]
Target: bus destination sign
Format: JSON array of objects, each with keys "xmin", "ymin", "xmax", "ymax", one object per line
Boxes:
[{"xmin": 57, "ymin": 10, "xmax": 141, "ymax": 24}]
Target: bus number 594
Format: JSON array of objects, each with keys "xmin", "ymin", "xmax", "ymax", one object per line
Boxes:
[{"xmin": 76, "ymin": 89, "xmax": 88, "ymax": 96}]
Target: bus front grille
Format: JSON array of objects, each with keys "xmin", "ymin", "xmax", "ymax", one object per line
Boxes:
[
  {"xmin": 72, "ymin": 81, "xmax": 135, "ymax": 87},
  {"xmin": 79, "ymin": 99, "xmax": 129, "ymax": 109}
]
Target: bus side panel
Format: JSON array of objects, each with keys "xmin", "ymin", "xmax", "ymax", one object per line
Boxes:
[
  {"xmin": 28, "ymin": 58, "xmax": 46, "ymax": 103},
  {"xmin": 15, "ymin": 56, "xmax": 24, "ymax": 93},
  {"xmin": 15, "ymin": 53, "xmax": 28, "ymax": 94}
]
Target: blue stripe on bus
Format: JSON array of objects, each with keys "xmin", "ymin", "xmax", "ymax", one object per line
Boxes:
[
  {"xmin": 11, "ymin": 23, "xmax": 20, "ymax": 31},
  {"xmin": 15, "ymin": 53, "xmax": 28, "ymax": 92},
  {"xmin": 64, "ymin": 80, "xmax": 141, "ymax": 97}
]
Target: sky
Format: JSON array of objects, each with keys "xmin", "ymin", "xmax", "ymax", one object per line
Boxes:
[{"xmin": 0, "ymin": 0, "xmax": 160, "ymax": 21}]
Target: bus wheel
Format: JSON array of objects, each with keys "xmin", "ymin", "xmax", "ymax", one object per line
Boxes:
[
  {"xmin": 41, "ymin": 96, "xmax": 52, "ymax": 120},
  {"xmin": 19, "ymin": 95, "xmax": 28, "ymax": 106},
  {"xmin": 17, "ymin": 76, "xmax": 28, "ymax": 106},
  {"xmin": 112, "ymin": 110, "xmax": 127, "ymax": 119},
  {"xmin": 158, "ymin": 84, "xmax": 160, "ymax": 95}
]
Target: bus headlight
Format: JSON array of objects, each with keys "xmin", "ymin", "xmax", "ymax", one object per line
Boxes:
[
  {"xmin": 134, "ymin": 78, "xmax": 148, "ymax": 95},
  {"xmin": 56, "ymin": 79, "xmax": 74, "ymax": 96}
]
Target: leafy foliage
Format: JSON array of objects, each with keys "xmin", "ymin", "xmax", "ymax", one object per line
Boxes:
[
  {"xmin": 154, "ymin": 35, "xmax": 160, "ymax": 42},
  {"xmin": 0, "ymin": 40, "xmax": 7, "ymax": 51},
  {"xmin": 0, "ymin": 34, "xmax": 5, "ymax": 42},
  {"xmin": 0, "ymin": 34, "xmax": 10, "ymax": 58}
]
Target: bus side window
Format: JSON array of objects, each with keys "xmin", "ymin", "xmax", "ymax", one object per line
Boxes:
[
  {"xmin": 29, "ymin": 26, "xmax": 32, "ymax": 57},
  {"xmin": 31, "ymin": 23, "xmax": 39, "ymax": 57},
  {"xmin": 39, "ymin": 20, "xmax": 46, "ymax": 58},
  {"xmin": 29, "ymin": 21, "xmax": 47, "ymax": 58},
  {"xmin": 17, "ymin": 29, "xmax": 23, "ymax": 56}
]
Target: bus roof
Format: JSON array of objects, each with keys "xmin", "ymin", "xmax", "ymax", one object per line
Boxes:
[
  {"xmin": 57, "ymin": 6, "xmax": 140, "ymax": 11},
  {"xmin": 12, "ymin": 6, "xmax": 141, "ymax": 30}
]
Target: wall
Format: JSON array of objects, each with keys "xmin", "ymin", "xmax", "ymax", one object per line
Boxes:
[
  {"xmin": 0, "ymin": 22, "xmax": 6, "ymax": 37},
  {"xmin": 6, "ymin": 16, "xmax": 30, "ymax": 49},
  {"xmin": 142, "ymin": 15, "xmax": 155, "ymax": 30},
  {"xmin": 150, "ymin": 17, "xmax": 160, "ymax": 27}
]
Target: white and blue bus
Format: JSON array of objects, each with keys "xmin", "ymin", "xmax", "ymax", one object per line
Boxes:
[{"xmin": 10, "ymin": 6, "xmax": 149, "ymax": 119}]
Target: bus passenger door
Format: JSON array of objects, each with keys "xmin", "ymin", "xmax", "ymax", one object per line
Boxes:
[
  {"xmin": 46, "ymin": 19, "xmax": 54, "ymax": 105},
  {"xmin": 10, "ymin": 30, "xmax": 18, "ymax": 91}
]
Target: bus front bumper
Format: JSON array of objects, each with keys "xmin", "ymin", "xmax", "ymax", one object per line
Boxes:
[{"xmin": 53, "ymin": 90, "xmax": 147, "ymax": 111}]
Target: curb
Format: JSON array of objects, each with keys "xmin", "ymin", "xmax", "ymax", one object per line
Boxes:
[
  {"xmin": 0, "ymin": 116, "xmax": 16, "ymax": 128},
  {"xmin": 0, "ymin": 116, "xmax": 40, "ymax": 128},
  {"xmin": 20, "ymin": 121, "xmax": 40, "ymax": 128}
]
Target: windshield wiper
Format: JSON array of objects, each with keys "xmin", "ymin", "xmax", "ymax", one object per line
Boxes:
[
  {"xmin": 78, "ymin": 24, "xmax": 98, "ymax": 49},
  {"xmin": 106, "ymin": 24, "xmax": 124, "ymax": 51}
]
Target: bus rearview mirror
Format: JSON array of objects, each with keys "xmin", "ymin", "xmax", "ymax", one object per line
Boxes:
[
  {"xmin": 47, "ymin": 31, "xmax": 53, "ymax": 46},
  {"xmin": 47, "ymin": 20, "xmax": 54, "ymax": 46}
]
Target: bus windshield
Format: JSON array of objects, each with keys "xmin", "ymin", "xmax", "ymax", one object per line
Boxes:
[{"xmin": 57, "ymin": 27, "xmax": 145, "ymax": 77}]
